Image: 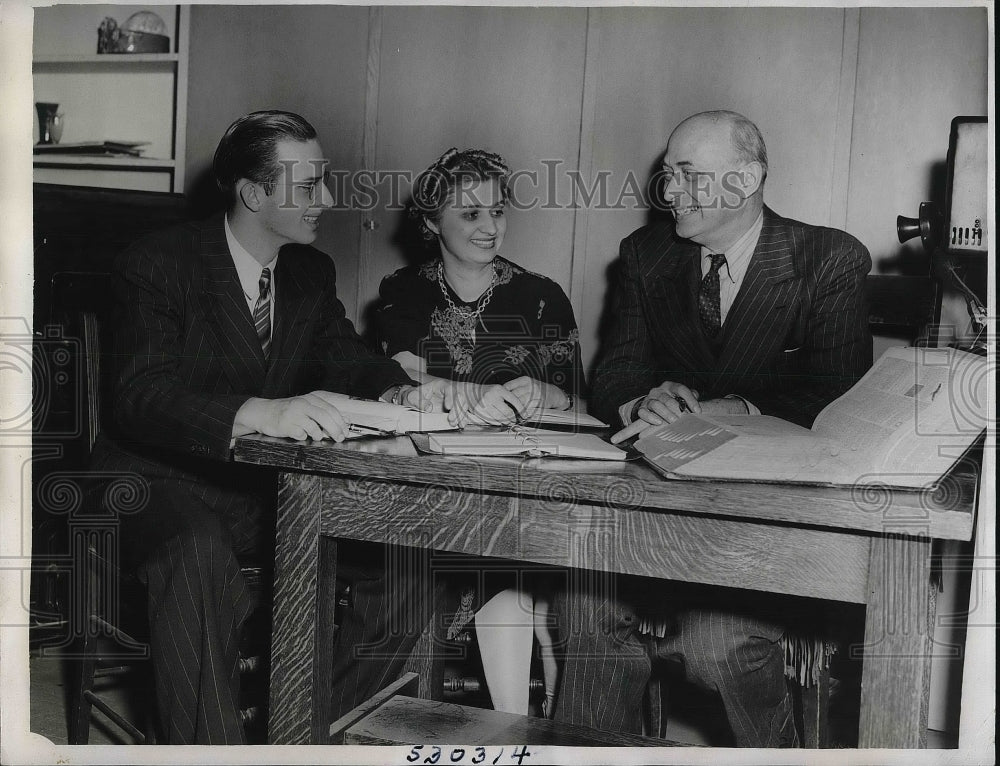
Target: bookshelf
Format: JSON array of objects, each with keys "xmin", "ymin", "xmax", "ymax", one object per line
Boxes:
[{"xmin": 32, "ymin": 5, "xmax": 190, "ymax": 193}]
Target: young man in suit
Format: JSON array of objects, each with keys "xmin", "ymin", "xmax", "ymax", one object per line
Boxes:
[
  {"xmin": 552, "ymin": 110, "xmax": 872, "ymax": 745},
  {"xmin": 89, "ymin": 111, "xmax": 441, "ymax": 744}
]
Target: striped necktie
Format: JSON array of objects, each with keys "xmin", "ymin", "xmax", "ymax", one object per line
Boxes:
[
  {"xmin": 254, "ymin": 267, "xmax": 272, "ymax": 359},
  {"xmin": 698, "ymin": 253, "xmax": 727, "ymax": 337}
]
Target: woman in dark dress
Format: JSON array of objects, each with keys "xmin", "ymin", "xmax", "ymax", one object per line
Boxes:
[{"xmin": 376, "ymin": 148, "xmax": 585, "ymax": 715}]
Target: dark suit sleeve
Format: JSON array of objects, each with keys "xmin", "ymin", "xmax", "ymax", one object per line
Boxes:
[
  {"xmin": 748, "ymin": 233, "xmax": 873, "ymax": 427},
  {"xmin": 590, "ymin": 235, "xmax": 664, "ymax": 425},
  {"xmin": 374, "ymin": 268, "xmax": 431, "ymax": 360},
  {"xmin": 112, "ymin": 240, "xmax": 250, "ymax": 461},
  {"xmin": 310, "ymin": 256, "xmax": 414, "ymax": 399}
]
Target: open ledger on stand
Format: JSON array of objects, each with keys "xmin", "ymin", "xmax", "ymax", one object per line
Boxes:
[{"xmin": 633, "ymin": 346, "xmax": 988, "ymax": 489}]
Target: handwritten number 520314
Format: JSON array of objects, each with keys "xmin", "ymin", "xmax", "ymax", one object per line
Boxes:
[{"xmin": 406, "ymin": 745, "xmax": 532, "ymax": 764}]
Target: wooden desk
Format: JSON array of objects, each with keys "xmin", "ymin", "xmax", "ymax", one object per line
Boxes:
[{"xmin": 234, "ymin": 434, "xmax": 978, "ymax": 747}]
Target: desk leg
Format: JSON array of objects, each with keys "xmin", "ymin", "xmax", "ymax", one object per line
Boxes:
[
  {"xmin": 858, "ymin": 534, "xmax": 935, "ymax": 748},
  {"xmin": 268, "ymin": 471, "xmax": 335, "ymax": 745}
]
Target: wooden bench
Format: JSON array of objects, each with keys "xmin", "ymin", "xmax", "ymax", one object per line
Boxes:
[{"xmin": 330, "ymin": 673, "xmax": 692, "ymax": 747}]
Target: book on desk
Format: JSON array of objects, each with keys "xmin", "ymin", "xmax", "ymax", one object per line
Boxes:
[
  {"xmin": 418, "ymin": 427, "xmax": 628, "ymax": 461},
  {"xmin": 632, "ymin": 346, "xmax": 987, "ymax": 489}
]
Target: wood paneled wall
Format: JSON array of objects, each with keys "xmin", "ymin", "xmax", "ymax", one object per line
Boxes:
[{"xmin": 185, "ymin": 5, "xmax": 988, "ymax": 366}]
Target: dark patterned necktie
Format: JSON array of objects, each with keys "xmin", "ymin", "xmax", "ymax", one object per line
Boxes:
[
  {"xmin": 254, "ymin": 267, "xmax": 272, "ymax": 359},
  {"xmin": 698, "ymin": 253, "xmax": 727, "ymax": 337}
]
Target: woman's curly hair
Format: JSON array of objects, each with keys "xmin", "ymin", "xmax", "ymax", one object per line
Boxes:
[{"xmin": 408, "ymin": 148, "xmax": 511, "ymax": 241}]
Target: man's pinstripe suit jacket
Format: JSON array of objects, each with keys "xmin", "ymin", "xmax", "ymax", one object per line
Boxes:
[
  {"xmin": 90, "ymin": 213, "xmax": 412, "ymax": 549},
  {"xmin": 591, "ymin": 206, "xmax": 873, "ymax": 428}
]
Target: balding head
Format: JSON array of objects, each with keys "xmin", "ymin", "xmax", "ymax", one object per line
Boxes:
[
  {"xmin": 660, "ymin": 110, "xmax": 768, "ymax": 251},
  {"xmin": 672, "ymin": 111, "xmax": 768, "ymax": 183}
]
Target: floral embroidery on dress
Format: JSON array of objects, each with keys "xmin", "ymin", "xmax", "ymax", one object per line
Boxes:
[
  {"xmin": 424, "ymin": 258, "xmax": 520, "ymax": 374},
  {"xmin": 431, "ymin": 306, "xmax": 474, "ymax": 374},
  {"xmin": 537, "ymin": 328, "xmax": 579, "ymax": 366},
  {"xmin": 418, "ymin": 259, "xmax": 438, "ymax": 281},
  {"xmin": 493, "ymin": 257, "xmax": 516, "ymax": 286},
  {"xmin": 419, "ymin": 256, "xmax": 518, "ymax": 285},
  {"xmin": 504, "ymin": 345, "xmax": 530, "ymax": 365}
]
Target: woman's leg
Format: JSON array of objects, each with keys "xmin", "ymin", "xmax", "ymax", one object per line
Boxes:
[{"xmin": 475, "ymin": 587, "xmax": 535, "ymax": 714}]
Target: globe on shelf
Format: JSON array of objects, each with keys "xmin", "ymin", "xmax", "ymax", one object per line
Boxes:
[
  {"xmin": 123, "ymin": 11, "xmax": 168, "ymax": 38},
  {"xmin": 97, "ymin": 10, "xmax": 170, "ymax": 54}
]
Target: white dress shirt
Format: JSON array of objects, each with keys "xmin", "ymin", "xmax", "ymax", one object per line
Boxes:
[
  {"xmin": 225, "ymin": 214, "xmax": 278, "ymax": 330},
  {"xmin": 702, "ymin": 209, "xmax": 763, "ymax": 325}
]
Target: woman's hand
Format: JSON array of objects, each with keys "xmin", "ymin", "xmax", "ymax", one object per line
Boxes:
[
  {"xmin": 447, "ymin": 382, "xmax": 526, "ymax": 427},
  {"xmin": 502, "ymin": 376, "xmax": 570, "ymax": 418}
]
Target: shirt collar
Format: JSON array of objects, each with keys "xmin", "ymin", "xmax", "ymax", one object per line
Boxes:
[
  {"xmin": 225, "ymin": 214, "xmax": 278, "ymax": 300},
  {"xmin": 702, "ymin": 209, "xmax": 764, "ymax": 285}
]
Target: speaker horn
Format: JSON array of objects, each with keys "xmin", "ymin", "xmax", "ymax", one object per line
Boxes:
[{"xmin": 896, "ymin": 201, "xmax": 942, "ymax": 253}]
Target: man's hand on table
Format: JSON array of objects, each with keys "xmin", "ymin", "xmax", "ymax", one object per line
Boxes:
[
  {"xmin": 610, "ymin": 382, "xmax": 748, "ymax": 444},
  {"xmin": 234, "ymin": 392, "xmax": 350, "ymax": 442}
]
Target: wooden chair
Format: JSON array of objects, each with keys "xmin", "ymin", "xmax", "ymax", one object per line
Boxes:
[{"xmin": 49, "ymin": 273, "xmax": 270, "ymax": 744}]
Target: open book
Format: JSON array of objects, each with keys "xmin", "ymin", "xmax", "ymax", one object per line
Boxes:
[
  {"xmin": 420, "ymin": 427, "xmax": 627, "ymax": 460},
  {"xmin": 318, "ymin": 392, "xmax": 455, "ymax": 436},
  {"xmin": 633, "ymin": 346, "xmax": 987, "ymax": 489}
]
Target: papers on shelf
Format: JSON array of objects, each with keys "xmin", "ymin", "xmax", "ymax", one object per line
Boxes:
[
  {"xmin": 33, "ymin": 140, "xmax": 150, "ymax": 156},
  {"xmin": 423, "ymin": 427, "xmax": 627, "ymax": 461},
  {"xmin": 633, "ymin": 346, "xmax": 988, "ymax": 489}
]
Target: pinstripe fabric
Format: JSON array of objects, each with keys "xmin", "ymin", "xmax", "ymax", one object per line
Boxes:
[
  {"xmin": 589, "ymin": 207, "xmax": 872, "ymax": 427},
  {"xmin": 553, "ymin": 577, "xmax": 797, "ymax": 746},
  {"xmin": 254, "ymin": 268, "xmax": 272, "ymax": 359},
  {"xmin": 328, "ymin": 542, "xmax": 437, "ymax": 721},
  {"xmin": 556, "ymin": 209, "xmax": 872, "ymax": 745},
  {"xmin": 89, "ymin": 214, "xmax": 413, "ymax": 744}
]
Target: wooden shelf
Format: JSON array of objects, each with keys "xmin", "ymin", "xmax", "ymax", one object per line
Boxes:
[
  {"xmin": 33, "ymin": 156, "xmax": 176, "ymax": 170},
  {"xmin": 33, "ymin": 53, "xmax": 179, "ymax": 67},
  {"xmin": 32, "ymin": 5, "xmax": 189, "ymax": 193}
]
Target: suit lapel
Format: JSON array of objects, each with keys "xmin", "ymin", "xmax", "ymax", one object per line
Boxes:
[
  {"xmin": 643, "ymin": 229, "xmax": 718, "ymax": 373},
  {"xmin": 716, "ymin": 207, "xmax": 802, "ymax": 374},
  {"xmin": 197, "ymin": 215, "xmax": 269, "ymax": 390},
  {"xmin": 264, "ymin": 249, "xmax": 318, "ymax": 394}
]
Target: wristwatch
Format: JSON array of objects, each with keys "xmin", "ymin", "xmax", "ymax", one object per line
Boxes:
[
  {"xmin": 389, "ymin": 384, "xmax": 416, "ymax": 407},
  {"xmin": 382, "ymin": 384, "xmax": 407, "ymax": 406}
]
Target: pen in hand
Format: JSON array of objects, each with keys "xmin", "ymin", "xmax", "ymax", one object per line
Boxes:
[
  {"xmin": 610, "ymin": 393, "xmax": 695, "ymax": 444},
  {"xmin": 506, "ymin": 402, "xmax": 526, "ymax": 425}
]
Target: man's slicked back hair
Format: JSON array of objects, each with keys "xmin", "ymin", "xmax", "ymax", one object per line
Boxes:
[{"xmin": 213, "ymin": 110, "xmax": 317, "ymax": 197}]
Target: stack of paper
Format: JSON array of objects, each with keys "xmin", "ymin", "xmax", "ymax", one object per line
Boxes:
[{"xmin": 33, "ymin": 140, "xmax": 151, "ymax": 156}]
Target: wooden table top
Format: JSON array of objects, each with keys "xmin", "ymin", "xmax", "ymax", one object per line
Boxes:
[{"xmin": 234, "ymin": 433, "xmax": 978, "ymax": 541}]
